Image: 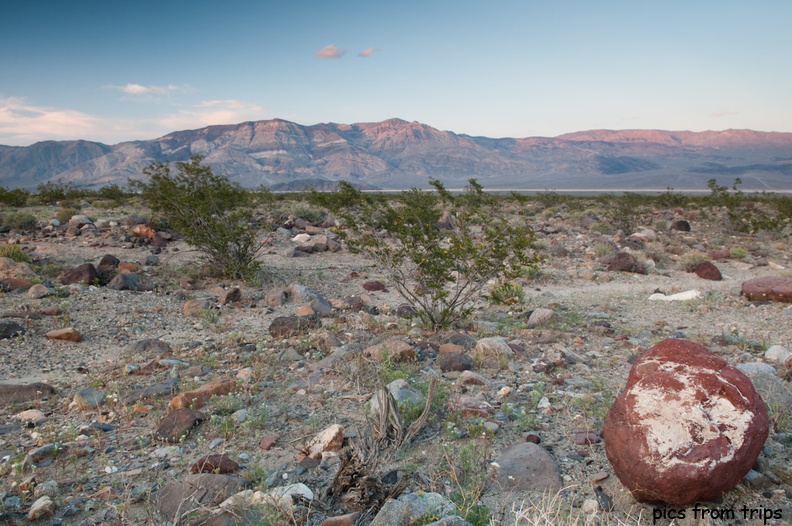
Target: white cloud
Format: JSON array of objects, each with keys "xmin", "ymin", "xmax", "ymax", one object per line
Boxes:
[
  {"xmin": 111, "ymin": 83, "xmax": 181, "ymax": 95},
  {"xmin": 0, "ymin": 96, "xmax": 269, "ymax": 146},
  {"xmin": 358, "ymin": 47, "xmax": 379, "ymax": 57},
  {"xmin": 316, "ymin": 45, "xmax": 345, "ymax": 59},
  {"xmin": 157, "ymin": 100, "xmax": 269, "ymax": 131}
]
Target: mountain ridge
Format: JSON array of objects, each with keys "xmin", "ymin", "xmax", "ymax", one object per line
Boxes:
[{"xmin": 2, "ymin": 119, "xmax": 791, "ymax": 191}]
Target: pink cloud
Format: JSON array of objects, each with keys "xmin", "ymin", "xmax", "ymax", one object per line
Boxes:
[
  {"xmin": 316, "ymin": 45, "xmax": 345, "ymax": 59},
  {"xmin": 358, "ymin": 47, "xmax": 379, "ymax": 57}
]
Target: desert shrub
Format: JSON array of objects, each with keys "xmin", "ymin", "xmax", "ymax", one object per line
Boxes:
[
  {"xmin": 306, "ymin": 181, "xmax": 366, "ymax": 212},
  {"xmin": 487, "ymin": 280, "xmax": 525, "ymax": 305},
  {"xmin": 602, "ymin": 192, "xmax": 647, "ymax": 235},
  {"xmin": 4, "ymin": 211, "xmax": 37, "ymax": 230},
  {"xmin": 340, "ymin": 179, "xmax": 540, "ymax": 329},
  {"xmin": 729, "ymin": 247, "xmax": 749, "ymax": 260},
  {"xmin": 0, "ymin": 187, "xmax": 31, "ymax": 207},
  {"xmin": 534, "ymin": 189, "xmax": 568, "ymax": 208},
  {"xmin": 55, "ymin": 208, "xmax": 80, "ymax": 224},
  {"xmin": 0, "ymin": 244, "xmax": 30, "ymax": 263},
  {"xmin": 36, "ymin": 180, "xmax": 79, "ymax": 204},
  {"xmin": 130, "ymin": 156, "xmax": 264, "ymax": 280},
  {"xmin": 654, "ymin": 187, "xmax": 687, "ymax": 209},
  {"xmin": 678, "ymin": 250, "xmax": 710, "ymax": 272},
  {"xmin": 589, "ymin": 241, "xmax": 616, "ymax": 257},
  {"xmin": 290, "ymin": 205, "xmax": 325, "ymax": 224}
]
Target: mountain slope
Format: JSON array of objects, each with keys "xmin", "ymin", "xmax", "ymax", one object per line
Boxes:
[{"xmin": 1, "ymin": 120, "xmax": 791, "ymax": 191}]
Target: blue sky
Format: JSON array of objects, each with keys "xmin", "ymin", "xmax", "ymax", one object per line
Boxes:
[{"xmin": 1, "ymin": 0, "xmax": 790, "ymax": 146}]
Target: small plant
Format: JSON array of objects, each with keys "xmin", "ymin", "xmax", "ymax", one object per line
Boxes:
[
  {"xmin": 3, "ymin": 211, "xmax": 37, "ymax": 230},
  {"xmin": 729, "ymin": 246, "xmax": 749, "ymax": 260},
  {"xmin": 589, "ymin": 241, "xmax": 615, "ymax": 257},
  {"xmin": 678, "ymin": 250, "xmax": 711, "ymax": 272},
  {"xmin": 486, "ymin": 280, "xmax": 525, "ymax": 305},
  {"xmin": 55, "ymin": 208, "xmax": 80, "ymax": 224},
  {"xmin": 0, "ymin": 187, "xmax": 30, "ymax": 207},
  {"xmin": 0, "ymin": 244, "xmax": 30, "ymax": 263}
]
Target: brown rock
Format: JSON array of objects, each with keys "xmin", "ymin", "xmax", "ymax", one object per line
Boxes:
[
  {"xmin": 305, "ymin": 424, "xmax": 344, "ymax": 459},
  {"xmin": 156, "ymin": 474, "xmax": 244, "ymax": 523},
  {"xmin": 741, "ymin": 276, "xmax": 792, "ymax": 303},
  {"xmin": 364, "ymin": 339, "xmax": 416, "ymax": 362},
  {"xmin": 670, "ymin": 220, "xmax": 691, "ymax": 232},
  {"xmin": 218, "ymin": 287, "xmax": 242, "ymax": 305},
  {"xmin": 709, "ymin": 249, "xmax": 731, "ymax": 260},
  {"xmin": 46, "ymin": 327, "xmax": 82, "ymax": 342},
  {"xmin": 603, "ymin": 338, "xmax": 769, "ymax": 505},
  {"xmin": 258, "ymin": 434, "xmax": 279, "ymax": 450},
  {"xmin": 574, "ymin": 430, "xmax": 601, "ymax": 445},
  {"xmin": 362, "ymin": 280, "xmax": 387, "ymax": 291},
  {"xmin": 322, "ymin": 512, "xmax": 360, "ymax": 526},
  {"xmin": 168, "ymin": 379, "xmax": 239, "ymax": 411},
  {"xmin": 601, "ymin": 252, "xmax": 647, "ymax": 274},
  {"xmin": 181, "ymin": 298, "xmax": 214, "ymax": 316},
  {"xmin": 0, "ymin": 320, "xmax": 25, "ymax": 339},
  {"xmin": 60, "ymin": 263, "xmax": 98, "ymax": 285},
  {"xmin": 118, "ymin": 261, "xmax": 138, "ymax": 272},
  {"xmin": 190, "ymin": 454, "xmax": 240, "ymax": 474},
  {"xmin": 154, "ymin": 408, "xmax": 205, "ymax": 442},
  {"xmin": 131, "ymin": 224, "xmax": 155, "ymax": 238},
  {"xmin": 448, "ymin": 394, "xmax": 495, "ymax": 418},
  {"xmin": 437, "ymin": 352, "xmax": 473, "ymax": 372},
  {"xmin": 693, "ymin": 261, "xmax": 722, "ymax": 281},
  {"xmin": 0, "ymin": 382, "xmax": 56, "ymax": 404}
]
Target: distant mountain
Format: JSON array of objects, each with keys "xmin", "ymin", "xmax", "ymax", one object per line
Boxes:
[{"xmin": 2, "ymin": 118, "xmax": 791, "ymax": 191}]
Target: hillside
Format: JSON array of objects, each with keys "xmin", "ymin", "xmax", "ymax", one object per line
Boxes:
[{"xmin": 1, "ymin": 119, "xmax": 792, "ymax": 191}]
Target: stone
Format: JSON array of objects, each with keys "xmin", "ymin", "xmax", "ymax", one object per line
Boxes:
[
  {"xmin": 190, "ymin": 454, "xmax": 240, "ymax": 474},
  {"xmin": 122, "ymin": 377, "xmax": 180, "ymax": 404},
  {"xmin": 258, "ymin": 435, "xmax": 279, "ymax": 450},
  {"xmin": 0, "ymin": 257, "xmax": 36, "ymax": 279},
  {"xmin": 322, "ymin": 512, "xmax": 361, "ymax": 526},
  {"xmin": 473, "ymin": 336, "xmax": 514, "ymax": 358},
  {"xmin": 74, "ymin": 386, "xmax": 105, "ymax": 410},
  {"xmin": 218, "ymin": 287, "xmax": 242, "ymax": 305},
  {"xmin": 370, "ymin": 379, "xmax": 424, "ymax": 416},
  {"xmin": 25, "ymin": 283, "xmax": 53, "ymax": 299},
  {"xmin": 742, "ymin": 276, "xmax": 792, "ymax": 303},
  {"xmin": 764, "ymin": 345, "xmax": 792, "ymax": 366},
  {"xmin": 458, "ymin": 370, "xmax": 488, "ymax": 386},
  {"xmin": 371, "ymin": 492, "xmax": 456, "ymax": 526},
  {"xmin": 129, "ymin": 338, "xmax": 172, "ymax": 355},
  {"xmin": 305, "ymin": 424, "xmax": 344, "ymax": 459},
  {"xmin": 154, "ymin": 408, "xmax": 205, "ymax": 442},
  {"xmin": 168, "ymin": 379, "xmax": 239, "ymax": 410},
  {"xmin": 27, "ymin": 495, "xmax": 56, "ymax": 521},
  {"xmin": 46, "ymin": 327, "xmax": 82, "ymax": 342},
  {"xmin": 448, "ymin": 394, "xmax": 495, "ymax": 418},
  {"xmin": 268, "ymin": 315, "xmax": 321, "ymax": 338},
  {"xmin": 0, "ymin": 320, "xmax": 25, "ymax": 339},
  {"xmin": 492, "ymin": 442, "xmax": 562, "ymax": 492},
  {"xmin": 107, "ymin": 272, "xmax": 141, "ymax": 290},
  {"xmin": 425, "ymin": 517, "xmax": 474, "ymax": 526},
  {"xmin": 131, "ymin": 223, "xmax": 155, "ymax": 238},
  {"xmin": 735, "ymin": 363, "xmax": 792, "ymax": 417},
  {"xmin": 364, "ymin": 339, "xmax": 416, "ymax": 362},
  {"xmin": 0, "ymin": 382, "xmax": 56, "ymax": 404},
  {"xmin": 648, "ymin": 290, "xmax": 701, "ymax": 302},
  {"xmin": 437, "ymin": 352, "xmax": 473, "ymax": 372},
  {"xmin": 264, "ymin": 287, "xmax": 286, "ymax": 308},
  {"xmin": 98, "ymin": 254, "xmax": 120, "ymax": 268},
  {"xmin": 157, "ymin": 474, "xmax": 244, "ymax": 523},
  {"xmin": 693, "ymin": 261, "xmax": 722, "ymax": 281},
  {"xmin": 362, "ymin": 280, "xmax": 387, "ymax": 291},
  {"xmin": 603, "ymin": 338, "xmax": 769, "ymax": 505},
  {"xmin": 670, "ymin": 220, "xmax": 691, "ymax": 232},
  {"xmin": 574, "ymin": 430, "xmax": 601, "ymax": 445},
  {"xmin": 601, "ymin": 251, "xmax": 647, "ymax": 274},
  {"xmin": 527, "ymin": 308, "xmax": 556, "ymax": 327},
  {"xmin": 60, "ymin": 262, "xmax": 99, "ymax": 285},
  {"xmin": 181, "ymin": 298, "xmax": 214, "ymax": 316}
]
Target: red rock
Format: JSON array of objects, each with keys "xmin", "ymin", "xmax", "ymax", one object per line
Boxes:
[
  {"xmin": 131, "ymin": 224, "xmax": 155, "ymax": 238},
  {"xmin": 60, "ymin": 263, "xmax": 98, "ymax": 285},
  {"xmin": 708, "ymin": 249, "xmax": 731, "ymax": 260},
  {"xmin": 362, "ymin": 280, "xmax": 387, "ymax": 291},
  {"xmin": 190, "ymin": 454, "xmax": 240, "ymax": 474},
  {"xmin": 601, "ymin": 252, "xmax": 647, "ymax": 274},
  {"xmin": 364, "ymin": 339, "xmax": 416, "ymax": 362},
  {"xmin": 670, "ymin": 220, "xmax": 691, "ymax": 232},
  {"xmin": 258, "ymin": 434, "xmax": 279, "ymax": 450},
  {"xmin": 603, "ymin": 338, "xmax": 769, "ymax": 505},
  {"xmin": 525, "ymin": 433, "xmax": 541, "ymax": 444},
  {"xmin": 741, "ymin": 276, "xmax": 792, "ymax": 303},
  {"xmin": 46, "ymin": 328, "xmax": 82, "ymax": 342},
  {"xmin": 118, "ymin": 261, "xmax": 138, "ymax": 272},
  {"xmin": 693, "ymin": 261, "xmax": 722, "ymax": 281},
  {"xmin": 574, "ymin": 430, "xmax": 601, "ymax": 445},
  {"xmin": 154, "ymin": 408, "xmax": 205, "ymax": 442},
  {"xmin": 448, "ymin": 394, "xmax": 495, "ymax": 418}
]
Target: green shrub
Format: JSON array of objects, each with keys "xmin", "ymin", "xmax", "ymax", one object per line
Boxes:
[
  {"xmin": 340, "ymin": 179, "xmax": 540, "ymax": 329},
  {"xmin": 4, "ymin": 211, "xmax": 37, "ymax": 230},
  {"xmin": 306, "ymin": 181, "xmax": 366, "ymax": 212},
  {"xmin": 55, "ymin": 208, "xmax": 80, "ymax": 224},
  {"xmin": 0, "ymin": 244, "xmax": 30, "ymax": 262},
  {"xmin": 0, "ymin": 187, "xmax": 31, "ymax": 207},
  {"xmin": 678, "ymin": 250, "xmax": 710, "ymax": 272},
  {"xmin": 486, "ymin": 280, "xmax": 525, "ymax": 305},
  {"xmin": 131, "ymin": 156, "xmax": 264, "ymax": 280}
]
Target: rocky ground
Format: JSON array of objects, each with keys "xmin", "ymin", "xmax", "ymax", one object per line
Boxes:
[{"xmin": 0, "ymin": 199, "xmax": 791, "ymax": 526}]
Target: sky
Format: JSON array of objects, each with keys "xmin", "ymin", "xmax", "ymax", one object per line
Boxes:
[{"xmin": 1, "ymin": 0, "xmax": 791, "ymax": 146}]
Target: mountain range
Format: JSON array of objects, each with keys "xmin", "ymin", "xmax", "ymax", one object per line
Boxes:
[{"xmin": 2, "ymin": 118, "xmax": 792, "ymax": 191}]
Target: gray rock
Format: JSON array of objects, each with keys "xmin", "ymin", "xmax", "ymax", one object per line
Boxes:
[
  {"xmin": 156, "ymin": 474, "xmax": 244, "ymax": 523},
  {"xmin": 737, "ymin": 363, "xmax": 792, "ymax": 416},
  {"xmin": 107, "ymin": 272, "xmax": 141, "ymax": 291},
  {"xmin": 371, "ymin": 492, "xmax": 457, "ymax": 526},
  {"xmin": 492, "ymin": 442, "xmax": 563, "ymax": 493},
  {"xmin": 74, "ymin": 386, "xmax": 106, "ymax": 410},
  {"xmin": 527, "ymin": 308, "xmax": 556, "ymax": 327},
  {"xmin": 0, "ymin": 320, "xmax": 25, "ymax": 339},
  {"xmin": 426, "ymin": 517, "xmax": 474, "ymax": 526},
  {"xmin": 122, "ymin": 377, "xmax": 180, "ymax": 405},
  {"xmin": 369, "ymin": 379, "xmax": 424, "ymax": 416},
  {"xmin": 765, "ymin": 345, "xmax": 792, "ymax": 365},
  {"xmin": 129, "ymin": 338, "xmax": 172, "ymax": 355}
]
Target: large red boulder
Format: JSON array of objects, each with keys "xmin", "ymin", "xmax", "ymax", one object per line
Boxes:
[
  {"xmin": 603, "ymin": 338, "xmax": 768, "ymax": 505},
  {"xmin": 741, "ymin": 276, "xmax": 792, "ymax": 303}
]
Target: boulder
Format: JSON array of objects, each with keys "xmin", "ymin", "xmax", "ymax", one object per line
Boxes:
[
  {"xmin": 601, "ymin": 251, "xmax": 647, "ymax": 274},
  {"xmin": 157, "ymin": 474, "xmax": 244, "ymax": 523},
  {"xmin": 693, "ymin": 261, "xmax": 722, "ymax": 281},
  {"xmin": 0, "ymin": 320, "xmax": 25, "ymax": 339},
  {"xmin": 46, "ymin": 327, "xmax": 82, "ymax": 342},
  {"xmin": 154, "ymin": 408, "xmax": 205, "ymax": 443},
  {"xmin": 268, "ymin": 315, "xmax": 321, "ymax": 338},
  {"xmin": 190, "ymin": 454, "xmax": 240, "ymax": 474},
  {"xmin": 364, "ymin": 339, "xmax": 416, "ymax": 362},
  {"xmin": 742, "ymin": 276, "xmax": 792, "ymax": 303},
  {"xmin": 603, "ymin": 338, "xmax": 769, "ymax": 505},
  {"xmin": 60, "ymin": 263, "xmax": 98, "ymax": 285}
]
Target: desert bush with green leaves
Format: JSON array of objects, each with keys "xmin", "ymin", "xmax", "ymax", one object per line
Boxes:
[
  {"xmin": 338, "ymin": 179, "xmax": 541, "ymax": 329},
  {"xmin": 131, "ymin": 156, "xmax": 265, "ymax": 280}
]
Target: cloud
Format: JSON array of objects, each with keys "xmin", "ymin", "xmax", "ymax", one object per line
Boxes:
[
  {"xmin": 157, "ymin": 99, "xmax": 269, "ymax": 131},
  {"xmin": 316, "ymin": 45, "xmax": 345, "ymax": 59},
  {"xmin": 0, "ymin": 96, "xmax": 269, "ymax": 146},
  {"xmin": 710, "ymin": 111, "xmax": 738, "ymax": 118},
  {"xmin": 358, "ymin": 47, "xmax": 379, "ymax": 57}
]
